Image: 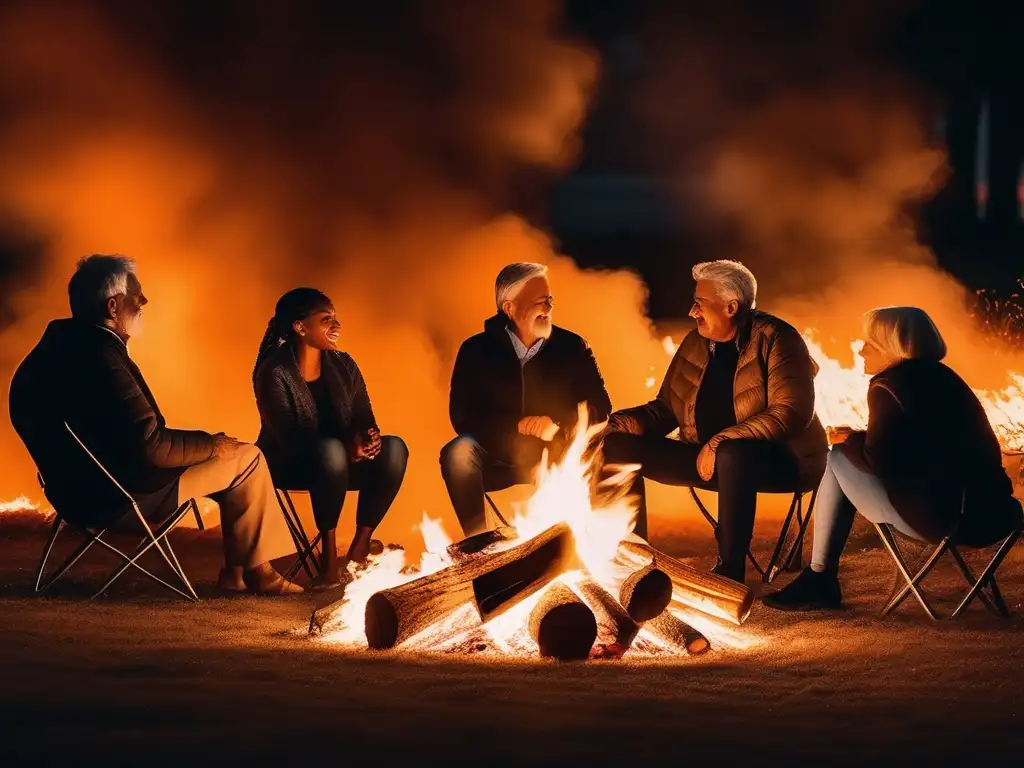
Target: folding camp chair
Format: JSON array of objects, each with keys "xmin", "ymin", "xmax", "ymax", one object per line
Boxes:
[
  {"xmin": 689, "ymin": 486, "xmax": 818, "ymax": 584},
  {"xmin": 485, "ymin": 492, "xmax": 510, "ymax": 527},
  {"xmin": 276, "ymin": 489, "xmax": 323, "ymax": 581},
  {"xmin": 34, "ymin": 423, "xmax": 203, "ymax": 602},
  {"xmin": 874, "ymin": 491, "xmax": 1022, "ymax": 620},
  {"xmin": 278, "ymin": 486, "xmax": 436, "ymax": 580}
]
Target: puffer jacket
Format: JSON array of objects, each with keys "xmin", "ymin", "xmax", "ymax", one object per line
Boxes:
[
  {"xmin": 254, "ymin": 342, "xmax": 377, "ymax": 473},
  {"xmin": 611, "ymin": 310, "xmax": 828, "ymax": 485}
]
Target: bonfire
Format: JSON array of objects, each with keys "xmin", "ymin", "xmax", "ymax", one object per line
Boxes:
[
  {"xmin": 308, "ymin": 328, "xmax": 1024, "ymax": 659},
  {"xmin": 309, "ymin": 404, "xmax": 757, "ymax": 660}
]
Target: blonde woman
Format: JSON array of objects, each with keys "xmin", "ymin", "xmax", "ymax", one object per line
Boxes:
[{"xmin": 764, "ymin": 306, "xmax": 1022, "ymax": 611}]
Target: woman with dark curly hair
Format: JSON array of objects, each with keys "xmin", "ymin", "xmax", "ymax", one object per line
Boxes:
[{"xmin": 253, "ymin": 288, "xmax": 408, "ymax": 588}]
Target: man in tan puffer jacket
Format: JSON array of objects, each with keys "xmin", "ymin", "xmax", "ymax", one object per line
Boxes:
[{"xmin": 605, "ymin": 260, "xmax": 827, "ymax": 584}]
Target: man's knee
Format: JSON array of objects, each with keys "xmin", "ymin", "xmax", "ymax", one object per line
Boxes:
[
  {"xmin": 714, "ymin": 439, "xmax": 763, "ymax": 476},
  {"xmin": 440, "ymin": 435, "xmax": 484, "ymax": 478},
  {"xmin": 602, "ymin": 431, "xmax": 642, "ymax": 465},
  {"xmin": 378, "ymin": 435, "xmax": 409, "ymax": 477},
  {"xmin": 825, "ymin": 445, "xmax": 857, "ymax": 478},
  {"xmin": 314, "ymin": 437, "xmax": 349, "ymax": 477}
]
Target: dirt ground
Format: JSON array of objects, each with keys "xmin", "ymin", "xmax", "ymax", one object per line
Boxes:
[{"xmin": 1, "ymin": 510, "xmax": 1022, "ymax": 766}]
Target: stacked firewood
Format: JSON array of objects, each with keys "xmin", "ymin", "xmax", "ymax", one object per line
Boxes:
[{"xmin": 309, "ymin": 524, "xmax": 753, "ymax": 661}]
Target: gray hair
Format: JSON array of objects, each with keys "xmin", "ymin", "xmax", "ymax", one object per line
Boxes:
[
  {"xmin": 863, "ymin": 306, "xmax": 947, "ymax": 363},
  {"xmin": 692, "ymin": 260, "xmax": 758, "ymax": 310},
  {"xmin": 495, "ymin": 262, "xmax": 548, "ymax": 311},
  {"xmin": 68, "ymin": 254, "xmax": 136, "ymax": 321}
]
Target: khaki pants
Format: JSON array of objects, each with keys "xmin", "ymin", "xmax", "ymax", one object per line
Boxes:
[{"xmin": 177, "ymin": 443, "xmax": 289, "ymax": 569}]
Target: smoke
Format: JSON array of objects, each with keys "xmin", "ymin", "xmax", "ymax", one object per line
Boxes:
[
  {"xmin": 629, "ymin": 0, "xmax": 1024, "ymax": 386},
  {"xmin": 0, "ymin": 0, "xmax": 677, "ymax": 551}
]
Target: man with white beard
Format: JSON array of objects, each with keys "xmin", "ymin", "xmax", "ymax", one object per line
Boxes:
[
  {"xmin": 441, "ymin": 262, "xmax": 612, "ymax": 537},
  {"xmin": 9, "ymin": 255, "xmax": 302, "ymax": 595}
]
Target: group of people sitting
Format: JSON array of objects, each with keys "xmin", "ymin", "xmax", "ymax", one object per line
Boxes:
[{"xmin": 8, "ymin": 254, "xmax": 1023, "ymax": 609}]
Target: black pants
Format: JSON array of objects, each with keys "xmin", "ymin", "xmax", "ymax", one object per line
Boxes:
[
  {"xmin": 273, "ymin": 436, "xmax": 408, "ymax": 533},
  {"xmin": 602, "ymin": 434, "xmax": 799, "ymax": 572},
  {"xmin": 439, "ymin": 434, "xmax": 566, "ymax": 537}
]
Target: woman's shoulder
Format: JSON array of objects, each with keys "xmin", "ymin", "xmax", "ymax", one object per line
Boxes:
[
  {"xmin": 254, "ymin": 342, "xmax": 294, "ymax": 382},
  {"xmin": 324, "ymin": 349, "xmax": 360, "ymax": 373}
]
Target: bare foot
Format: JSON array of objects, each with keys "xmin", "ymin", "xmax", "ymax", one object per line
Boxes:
[
  {"xmin": 216, "ymin": 567, "xmax": 247, "ymax": 592},
  {"xmin": 347, "ymin": 526, "xmax": 376, "ymax": 563},
  {"xmin": 243, "ymin": 563, "xmax": 304, "ymax": 595}
]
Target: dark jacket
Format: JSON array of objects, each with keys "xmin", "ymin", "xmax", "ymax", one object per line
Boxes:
[
  {"xmin": 611, "ymin": 310, "xmax": 828, "ymax": 486},
  {"xmin": 254, "ymin": 342, "xmax": 376, "ymax": 472},
  {"xmin": 449, "ymin": 314, "xmax": 612, "ymax": 463},
  {"xmin": 8, "ymin": 319, "xmax": 215, "ymax": 524},
  {"xmin": 845, "ymin": 359, "xmax": 1022, "ymax": 546}
]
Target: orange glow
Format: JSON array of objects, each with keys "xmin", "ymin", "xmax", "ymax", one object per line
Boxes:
[{"xmin": 315, "ymin": 405, "xmax": 750, "ymax": 656}]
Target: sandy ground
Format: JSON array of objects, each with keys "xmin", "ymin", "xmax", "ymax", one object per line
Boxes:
[{"xmin": 1, "ymin": 510, "xmax": 1022, "ymax": 766}]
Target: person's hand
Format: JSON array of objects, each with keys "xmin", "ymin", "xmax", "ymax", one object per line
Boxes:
[
  {"xmin": 697, "ymin": 443, "xmax": 716, "ymax": 482},
  {"xmin": 351, "ymin": 427, "xmax": 382, "ymax": 462},
  {"xmin": 518, "ymin": 415, "xmax": 560, "ymax": 442},
  {"xmin": 826, "ymin": 426, "xmax": 855, "ymax": 445},
  {"xmin": 212, "ymin": 434, "xmax": 244, "ymax": 459}
]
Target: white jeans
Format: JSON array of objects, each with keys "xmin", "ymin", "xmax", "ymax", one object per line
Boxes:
[{"xmin": 810, "ymin": 447, "xmax": 922, "ymax": 572}]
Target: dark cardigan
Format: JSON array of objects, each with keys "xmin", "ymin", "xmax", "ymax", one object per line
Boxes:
[
  {"xmin": 253, "ymin": 343, "xmax": 377, "ymax": 473},
  {"xmin": 844, "ymin": 359, "xmax": 1021, "ymax": 546},
  {"xmin": 449, "ymin": 313, "xmax": 612, "ymax": 464},
  {"xmin": 10, "ymin": 319, "xmax": 215, "ymax": 525}
]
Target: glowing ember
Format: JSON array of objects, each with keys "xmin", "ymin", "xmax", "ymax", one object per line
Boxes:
[
  {"xmin": 312, "ymin": 404, "xmax": 746, "ymax": 658},
  {"xmin": 0, "ymin": 496, "xmax": 52, "ymax": 519}
]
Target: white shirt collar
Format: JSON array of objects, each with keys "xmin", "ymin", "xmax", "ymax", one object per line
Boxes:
[{"xmin": 506, "ymin": 327, "xmax": 544, "ymax": 365}]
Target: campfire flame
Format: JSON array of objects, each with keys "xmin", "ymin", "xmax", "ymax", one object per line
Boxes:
[
  {"xmin": 653, "ymin": 333, "xmax": 1024, "ymax": 452},
  {"xmin": 314, "ymin": 404, "xmax": 755, "ymax": 657}
]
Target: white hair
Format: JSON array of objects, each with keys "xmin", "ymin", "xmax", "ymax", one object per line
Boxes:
[
  {"xmin": 495, "ymin": 262, "xmax": 548, "ymax": 311},
  {"xmin": 864, "ymin": 306, "xmax": 947, "ymax": 363},
  {"xmin": 692, "ymin": 260, "xmax": 757, "ymax": 310},
  {"xmin": 68, "ymin": 254, "xmax": 136, "ymax": 321}
]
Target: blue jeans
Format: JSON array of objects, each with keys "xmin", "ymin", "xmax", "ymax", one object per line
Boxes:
[
  {"xmin": 811, "ymin": 447, "xmax": 923, "ymax": 572},
  {"xmin": 440, "ymin": 434, "xmax": 558, "ymax": 537},
  {"xmin": 273, "ymin": 436, "xmax": 408, "ymax": 533}
]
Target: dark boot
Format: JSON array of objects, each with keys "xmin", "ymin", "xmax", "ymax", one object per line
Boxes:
[
  {"xmin": 762, "ymin": 567, "xmax": 843, "ymax": 611},
  {"xmin": 711, "ymin": 559, "xmax": 746, "ymax": 585}
]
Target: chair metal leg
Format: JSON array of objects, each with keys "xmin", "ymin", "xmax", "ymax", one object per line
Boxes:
[
  {"xmin": 192, "ymin": 498, "xmax": 205, "ymax": 531},
  {"xmin": 94, "ymin": 508, "xmax": 197, "ymax": 600},
  {"xmin": 89, "ymin": 534, "xmax": 195, "ymax": 600},
  {"xmin": 876, "ymin": 525, "xmax": 946, "ymax": 620},
  {"xmin": 276, "ymin": 490, "xmax": 318, "ymax": 581},
  {"xmin": 765, "ymin": 492, "xmax": 802, "ymax": 583},
  {"xmin": 285, "ymin": 531, "xmax": 325, "ymax": 582},
  {"xmin": 950, "ymin": 529, "xmax": 1020, "ymax": 619},
  {"xmin": 986, "ymin": 576, "xmax": 1010, "ymax": 617},
  {"xmin": 37, "ymin": 523, "xmax": 103, "ymax": 593},
  {"xmin": 155, "ymin": 501, "xmax": 200, "ymax": 601},
  {"xmin": 947, "ymin": 545, "xmax": 1004, "ymax": 617},
  {"xmin": 689, "ymin": 488, "xmax": 764, "ymax": 577},
  {"xmin": 91, "ymin": 504, "xmax": 199, "ymax": 601},
  {"xmin": 485, "ymin": 492, "xmax": 510, "ymax": 527},
  {"xmin": 775, "ymin": 489, "xmax": 817, "ymax": 582},
  {"xmin": 34, "ymin": 515, "xmax": 66, "ymax": 593}
]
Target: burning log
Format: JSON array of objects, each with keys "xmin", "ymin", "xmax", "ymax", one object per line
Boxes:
[
  {"xmin": 359, "ymin": 523, "xmax": 576, "ymax": 650},
  {"xmin": 618, "ymin": 562, "xmax": 673, "ymax": 622},
  {"xmin": 619, "ymin": 540, "xmax": 753, "ymax": 626},
  {"xmin": 528, "ymin": 582, "xmax": 597, "ymax": 661},
  {"xmin": 572, "ymin": 574, "xmax": 639, "ymax": 654},
  {"xmin": 445, "ymin": 525, "xmax": 519, "ymax": 560},
  {"xmin": 644, "ymin": 610, "xmax": 710, "ymax": 656}
]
